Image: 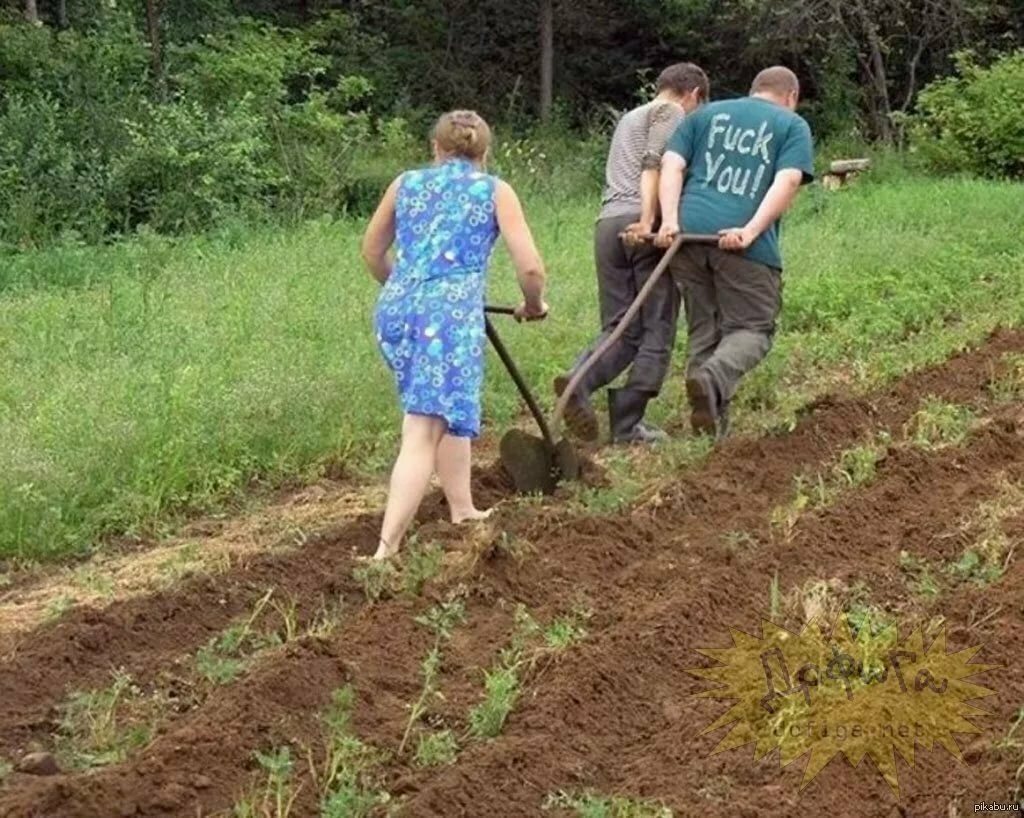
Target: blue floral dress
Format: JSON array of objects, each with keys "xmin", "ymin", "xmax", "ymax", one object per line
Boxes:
[{"xmin": 375, "ymin": 159, "xmax": 500, "ymax": 438}]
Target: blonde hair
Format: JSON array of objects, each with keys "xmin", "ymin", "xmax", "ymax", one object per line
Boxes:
[{"xmin": 432, "ymin": 110, "xmax": 492, "ymax": 162}]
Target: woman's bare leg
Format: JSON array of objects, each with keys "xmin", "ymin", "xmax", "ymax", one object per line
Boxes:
[
  {"xmin": 376, "ymin": 414, "xmax": 447, "ymax": 559},
  {"xmin": 437, "ymin": 434, "xmax": 491, "ymax": 523}
]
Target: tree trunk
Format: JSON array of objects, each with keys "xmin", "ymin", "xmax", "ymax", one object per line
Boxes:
[
  {"xmin": 24, "ymin": 0, "xmax": 40, "ymax": 24},
  {"xmin": 865, "ymin": 36, "xmax": 892, "ymax": 141},
  {"xmin": 145, "ymin": 0, "xmax": 164, "ymax": 94},
  {"xmin": 539, "ymin": 0, "xmax": 554, "ymax": 122},
  {"xmin": 57, "ymin": 0, "xmax": 68, "ymax": 28}
]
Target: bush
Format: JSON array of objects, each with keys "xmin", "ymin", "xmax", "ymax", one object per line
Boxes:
[
  {"xmin": 0, "ymin": 13, "xmax": 417, "ymax": 245},
  {"xmin": 910, "ymin": 50, "xmax": 1024, "ymax": 178}
]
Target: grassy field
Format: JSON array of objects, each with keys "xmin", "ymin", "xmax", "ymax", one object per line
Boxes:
[{"xmin": 2, "ymin": 171, "xmax": 1024, "ymax": 562}]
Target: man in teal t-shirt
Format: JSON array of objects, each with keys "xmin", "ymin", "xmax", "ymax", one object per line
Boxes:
[{"xmin": 657, "ymin": 65, "xmax": 814, "ymax": 439}]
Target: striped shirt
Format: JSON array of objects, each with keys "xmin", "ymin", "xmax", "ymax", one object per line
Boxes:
[{"xmin": 600, "ymin": 99, "xmax": 685, "ymax": 221}]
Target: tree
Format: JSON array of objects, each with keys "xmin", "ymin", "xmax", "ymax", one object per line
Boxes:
[
  {"xmin": 24, "ymin": 0, "xmax": 39, "ymax": 24},
  {"xmin": 539, "ymin": 0, "xmax": 553, "ymax": 121},
  {"xmin": 145, "ymin": 0, "xmax": 164, "ymax": 92}
]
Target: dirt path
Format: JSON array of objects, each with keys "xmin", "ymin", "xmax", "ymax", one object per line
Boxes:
[{"xmin": 2, "ymin": 329, "xmax": 1023, "ymax": 817}]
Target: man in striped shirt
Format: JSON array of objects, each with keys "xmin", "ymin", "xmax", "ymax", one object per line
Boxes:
[{"xmin": 556, "ymin": 62, "xmax": 709, "ymax": 444}]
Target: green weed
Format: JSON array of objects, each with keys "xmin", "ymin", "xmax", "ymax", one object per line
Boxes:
[
  {"xmin": 769, "ymin": 572, "xmax": 782, "ymax": 622},
  {"xmin": 233, "ymin": 747, "xmax": 300, "ymax": 818},
  {"xmin": 577, "ymin": 484, "xmax": 640, "ymax": 515},
  {"xmin": 413, "ymin": 730, "xmax": 458, "ymax": 768},
  {"xmin": 989, "ymin": 353, "xmax": 1024, "ymax": 402},
  {"xmin": 307, "ymin": 596, "xmax": 345, "ymax": 640},
  {"xmin": 493, "ymin": 531, "xmax": 534, "ymax": 564},
  {"xmin": 45, "ymin": 594, "xmax": 75, "ymax": 622},
  {"xmin": 995, "ymin": 707, "xmax": 1024, "ymax": 752},
  {"xmin": 155, "ymin": 543, "xmax": 204, "ymax": 585},
  {"xmin": 945, "ymin": 478, "xmax": 1024, "ymax": 586},
  {"xmin": 899, "ymin": 551, "xmax": 942, "ymax": 599},
  {"xmin": 73, "ymin": 566, "xmax": 115, "ymax": 598},
  {"xmin": 401, "ymin": 600, "xmax": 466, "ymax": 754},
  {"xmin": 55, "ymin": 670, "xmax": 155, "ymax": 770},
  {"xmin": 948, "ymin": 549, "xmax": 1004, "ymax": 585},
  {"xmin": 770, "ymin": 436, "xmax": 889, "ymax": 541},
  {"xmin": 402, "ymin": 540, "xmax": 444, "ymax": 597},
  {"xmin": 543, "ymin": 790, "xmax": 673, "ymax": 817},
  {"xmin": 845, "ymin": 589, "xmax": 894, "ymax": 640},
  {"xmin": 351, "ymin": 560, "xmax": 399, "ymax": 603},
  {"xmin": 195, "ymin": 589, "xmax": 278, "ymax": 685},
  {"xmin": 905, "ymin": 398, "xmax": 975, "ymax": 449},
  {"xmin": 543, "ymin": 613, "xmax": 589, "ymax": 651},
  {"xmin": 314, "ymin": 687, "xmax": 391, "ymax": 817},
  {"xmin": 468, "ymin": 604, "xmax": 590, "ymax": 741},
  {"xmin": 468, "ymin": 665, "xmax": 521, "ymax": 740},
  {"xmin": 722, "ymin": 530, "xmax": 759, "ymax": 552},
  {"xmin": 834, "ymin": 438, "xmax": 888, "ymax": 487},
  {"xmin": 0, "ymin": 757, "xmax": 13, "ymax": 782},
  {"xmin": 270, "ymin": 596, "xmax": 300, "ymax": 643}
]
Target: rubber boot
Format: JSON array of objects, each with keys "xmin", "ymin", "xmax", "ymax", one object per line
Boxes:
[
  {"xmin": 608, "ymin": 388, "xmax": 668, "ymax": 444},
  {"xmin": 554, "ymin": 375, "xmax": 599, "ymax": 441}
]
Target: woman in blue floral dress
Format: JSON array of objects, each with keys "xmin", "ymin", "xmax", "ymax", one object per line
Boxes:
[{"xmin": 362, "ymin": 111, "xmax": 548, "ymax": 560}]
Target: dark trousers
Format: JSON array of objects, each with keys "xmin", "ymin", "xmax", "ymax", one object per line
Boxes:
[
  {"xmin": 670, "ymin": 244, "xmax": 782, "ymax": 402},
  {"xmin": 573, "ymin": 215, "xmax": 680, "ymax": 396}
]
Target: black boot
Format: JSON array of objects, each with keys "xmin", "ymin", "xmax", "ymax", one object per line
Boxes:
[
  {"xmin": 554, "ymin": 374, "xmax": 599, "ymax": 441},
  {"xmin": 608, "ymin": 388, "xmax": 668, "ymax": 444}
]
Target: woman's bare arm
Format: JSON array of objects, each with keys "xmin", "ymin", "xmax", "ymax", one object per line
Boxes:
[
  {"xmin": 495, "ymin": 180, "xmax": 547, "ymax": 320},
  {"xmin": 361, "ymin": 177, "xmax": 400, "ymax": 284}
]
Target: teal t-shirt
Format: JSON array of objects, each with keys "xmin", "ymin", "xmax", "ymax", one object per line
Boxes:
[{"xmin": 665, "ymin": 97, "xmax": 814, "ymax": 269}]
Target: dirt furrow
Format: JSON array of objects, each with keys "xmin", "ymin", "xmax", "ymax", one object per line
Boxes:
[
  {"xmin": 1, "ymin": 328, "xmax": 1022, "ymax": 817},
  {"xmin": 390, "ymin": 420, "xmax": 1024, "ymax": 817}
]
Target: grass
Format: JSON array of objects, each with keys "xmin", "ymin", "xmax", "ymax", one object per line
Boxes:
[
  {"xmin": 988, "ymin": 352, "xmax": 1024, "ymax": 402},
  {"xmin": 543, "ymin": 790, "xmax": 673, "ymax": 818},
  {"xmin": 904, "ymin": 398, "xmax": 975, "ymax": 450},
  {"xmin": 0, "ymin": 757, "xmax": 13, "ymax": 782},
  {"xmin": 55, "ymin": 670, "xmax": 158, "ymax": 770},
  {"xmin": 3, "ymin": 175, "xmax": 1024, "ymax": 560}
]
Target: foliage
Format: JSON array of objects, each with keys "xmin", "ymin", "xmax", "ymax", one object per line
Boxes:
[
  {"xmin": 316, "ymin": 687, "xmax": 391, "ymax": 817},
  {"xmin": 413, "ymin": 730, "xmax": 458, "ymax": 768},
  {"xmin": 55, "ymin": 670, "xmax": 156, "ymax": 770},
  {"xmin": 233, "ymin": 746, "xmax": 300, "ymax": 818},
  {"xmin": 911, "ymin": 50, "xmax": 1024, "ymax": 178},
  {"xmin": 1, "ymin": 0, "xmax": 1021, "ymax": 250},
  {"xmin": 0, "ymin": 10, "xmax": 412, "ymax": 247},
  {"xmin": 543, "ymin": 790, "xmax": 673, "ymax": 818}
]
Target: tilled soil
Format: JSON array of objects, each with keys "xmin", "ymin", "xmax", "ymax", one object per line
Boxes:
[{"xmin": 2, "ymin": 329, "xmax": 1024, "ymax": 818}]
